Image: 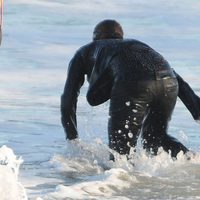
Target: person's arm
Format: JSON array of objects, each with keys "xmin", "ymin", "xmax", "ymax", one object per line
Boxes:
[
  {"xmin": 87, "ymin": 49, "xmax": 114, "ymax": 106},
  {"xmin": 87, "ymin": 66, "xmax": 113, "ymax": 106},
  {"xmin": 174, "ymin": 70, "xmax": 200, "ymax": 120},
  {"xmin": 61, "ymin": 51, "xmax": 85, "ymax": 140}
]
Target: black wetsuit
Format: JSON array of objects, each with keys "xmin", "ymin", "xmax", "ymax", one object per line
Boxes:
[{"xmin": 61, "ymin": 39, "xmax": 200, "ymax": 157}]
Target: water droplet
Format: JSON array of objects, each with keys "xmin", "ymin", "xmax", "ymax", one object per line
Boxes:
[
  {"xmin": 128, "ymin": 132, "xmax": 133, "ymax": 138},
  {"xmin": 125, "ymin": 125, "xmax": 129, "ymax": 129}
]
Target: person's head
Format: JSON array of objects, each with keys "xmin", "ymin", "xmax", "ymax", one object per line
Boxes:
[{"xmin": 93, "ymin": 19, "xmax": 124, "ymax": 41}]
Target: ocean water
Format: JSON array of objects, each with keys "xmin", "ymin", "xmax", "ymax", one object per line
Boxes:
[{"xmin": 0, "ymin": 0, "xmax": 200, "ymax": 199}]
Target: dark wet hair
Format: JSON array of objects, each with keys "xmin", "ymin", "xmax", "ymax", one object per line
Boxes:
[{"xmin": 93, "ymin": 19, "xmax": 124, "ymax": 41}]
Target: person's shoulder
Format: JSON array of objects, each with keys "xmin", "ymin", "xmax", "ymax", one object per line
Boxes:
[
  {"xmin": 73, "ymin": 41, "xmax": 96, "ymax": 56},
  {"xmin": 78, "ymin": 41, "xmax": 95, "ymax": 51},
  {"xmin": 123, "ymin": 38, "xmax": 149, "ymax": 46},
  {"xmin": 69, "ymin": 42, "xmax": 93, "ymax": 59}
]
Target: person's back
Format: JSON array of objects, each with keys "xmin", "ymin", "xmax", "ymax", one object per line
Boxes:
[
  {"xmin": 81, "ymin": 38, "xmax": 170, "ymax": 77},
  {"xmin": 86, "ymin": 39, "xmax": 173, "ymax": 105}
]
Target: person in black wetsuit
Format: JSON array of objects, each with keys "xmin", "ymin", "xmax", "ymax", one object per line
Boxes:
[{"xmin": 61, "ymin": 19, "xmax": 200, "ymax": 158}]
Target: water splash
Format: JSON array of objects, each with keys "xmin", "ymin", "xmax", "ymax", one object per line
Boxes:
[
  {"xmin": 0, "ymin": 145, "xmax": 27, "ymax": 200},
  {"xmin": 39, "ymin": 140, "xmax": 200, "ymax": 200}
]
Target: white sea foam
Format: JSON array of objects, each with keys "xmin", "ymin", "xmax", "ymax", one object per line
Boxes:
[
  {"xmin": 34, "ymin": 140, "xmax": 200, "ymax": 200},
  {"xmin": 40, "ymin": 168, "xmax": 136, "ymax": 200},
  {"xmin": 0, "ymin": 145, "xmax": 27, "ymax": 200}
]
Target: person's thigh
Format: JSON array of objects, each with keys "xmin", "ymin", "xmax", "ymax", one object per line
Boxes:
[
  {"xmin": 108, "ymin": 81, "xmax": 152, "ymax": 155},
  {"xmin": 141, "ymin": 78, "xmax": 184, "ymax": 155}
]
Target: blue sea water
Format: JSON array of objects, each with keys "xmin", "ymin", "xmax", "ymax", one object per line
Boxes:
[{"xmin": 0, "ymin": 0, "xmax": 200, "ymax": 199}]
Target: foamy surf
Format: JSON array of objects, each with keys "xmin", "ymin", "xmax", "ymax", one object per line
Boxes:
[
  {"xmin": 0, "ymin": 145, "xmax": 27, "ymax": 200},
  {"xmin": 36, "ymin": 140, "xmax": 200, "ymax": 200},
  {"xmin": 39, "ymin": 168, "xmax": 135, "ymax": 200}
]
